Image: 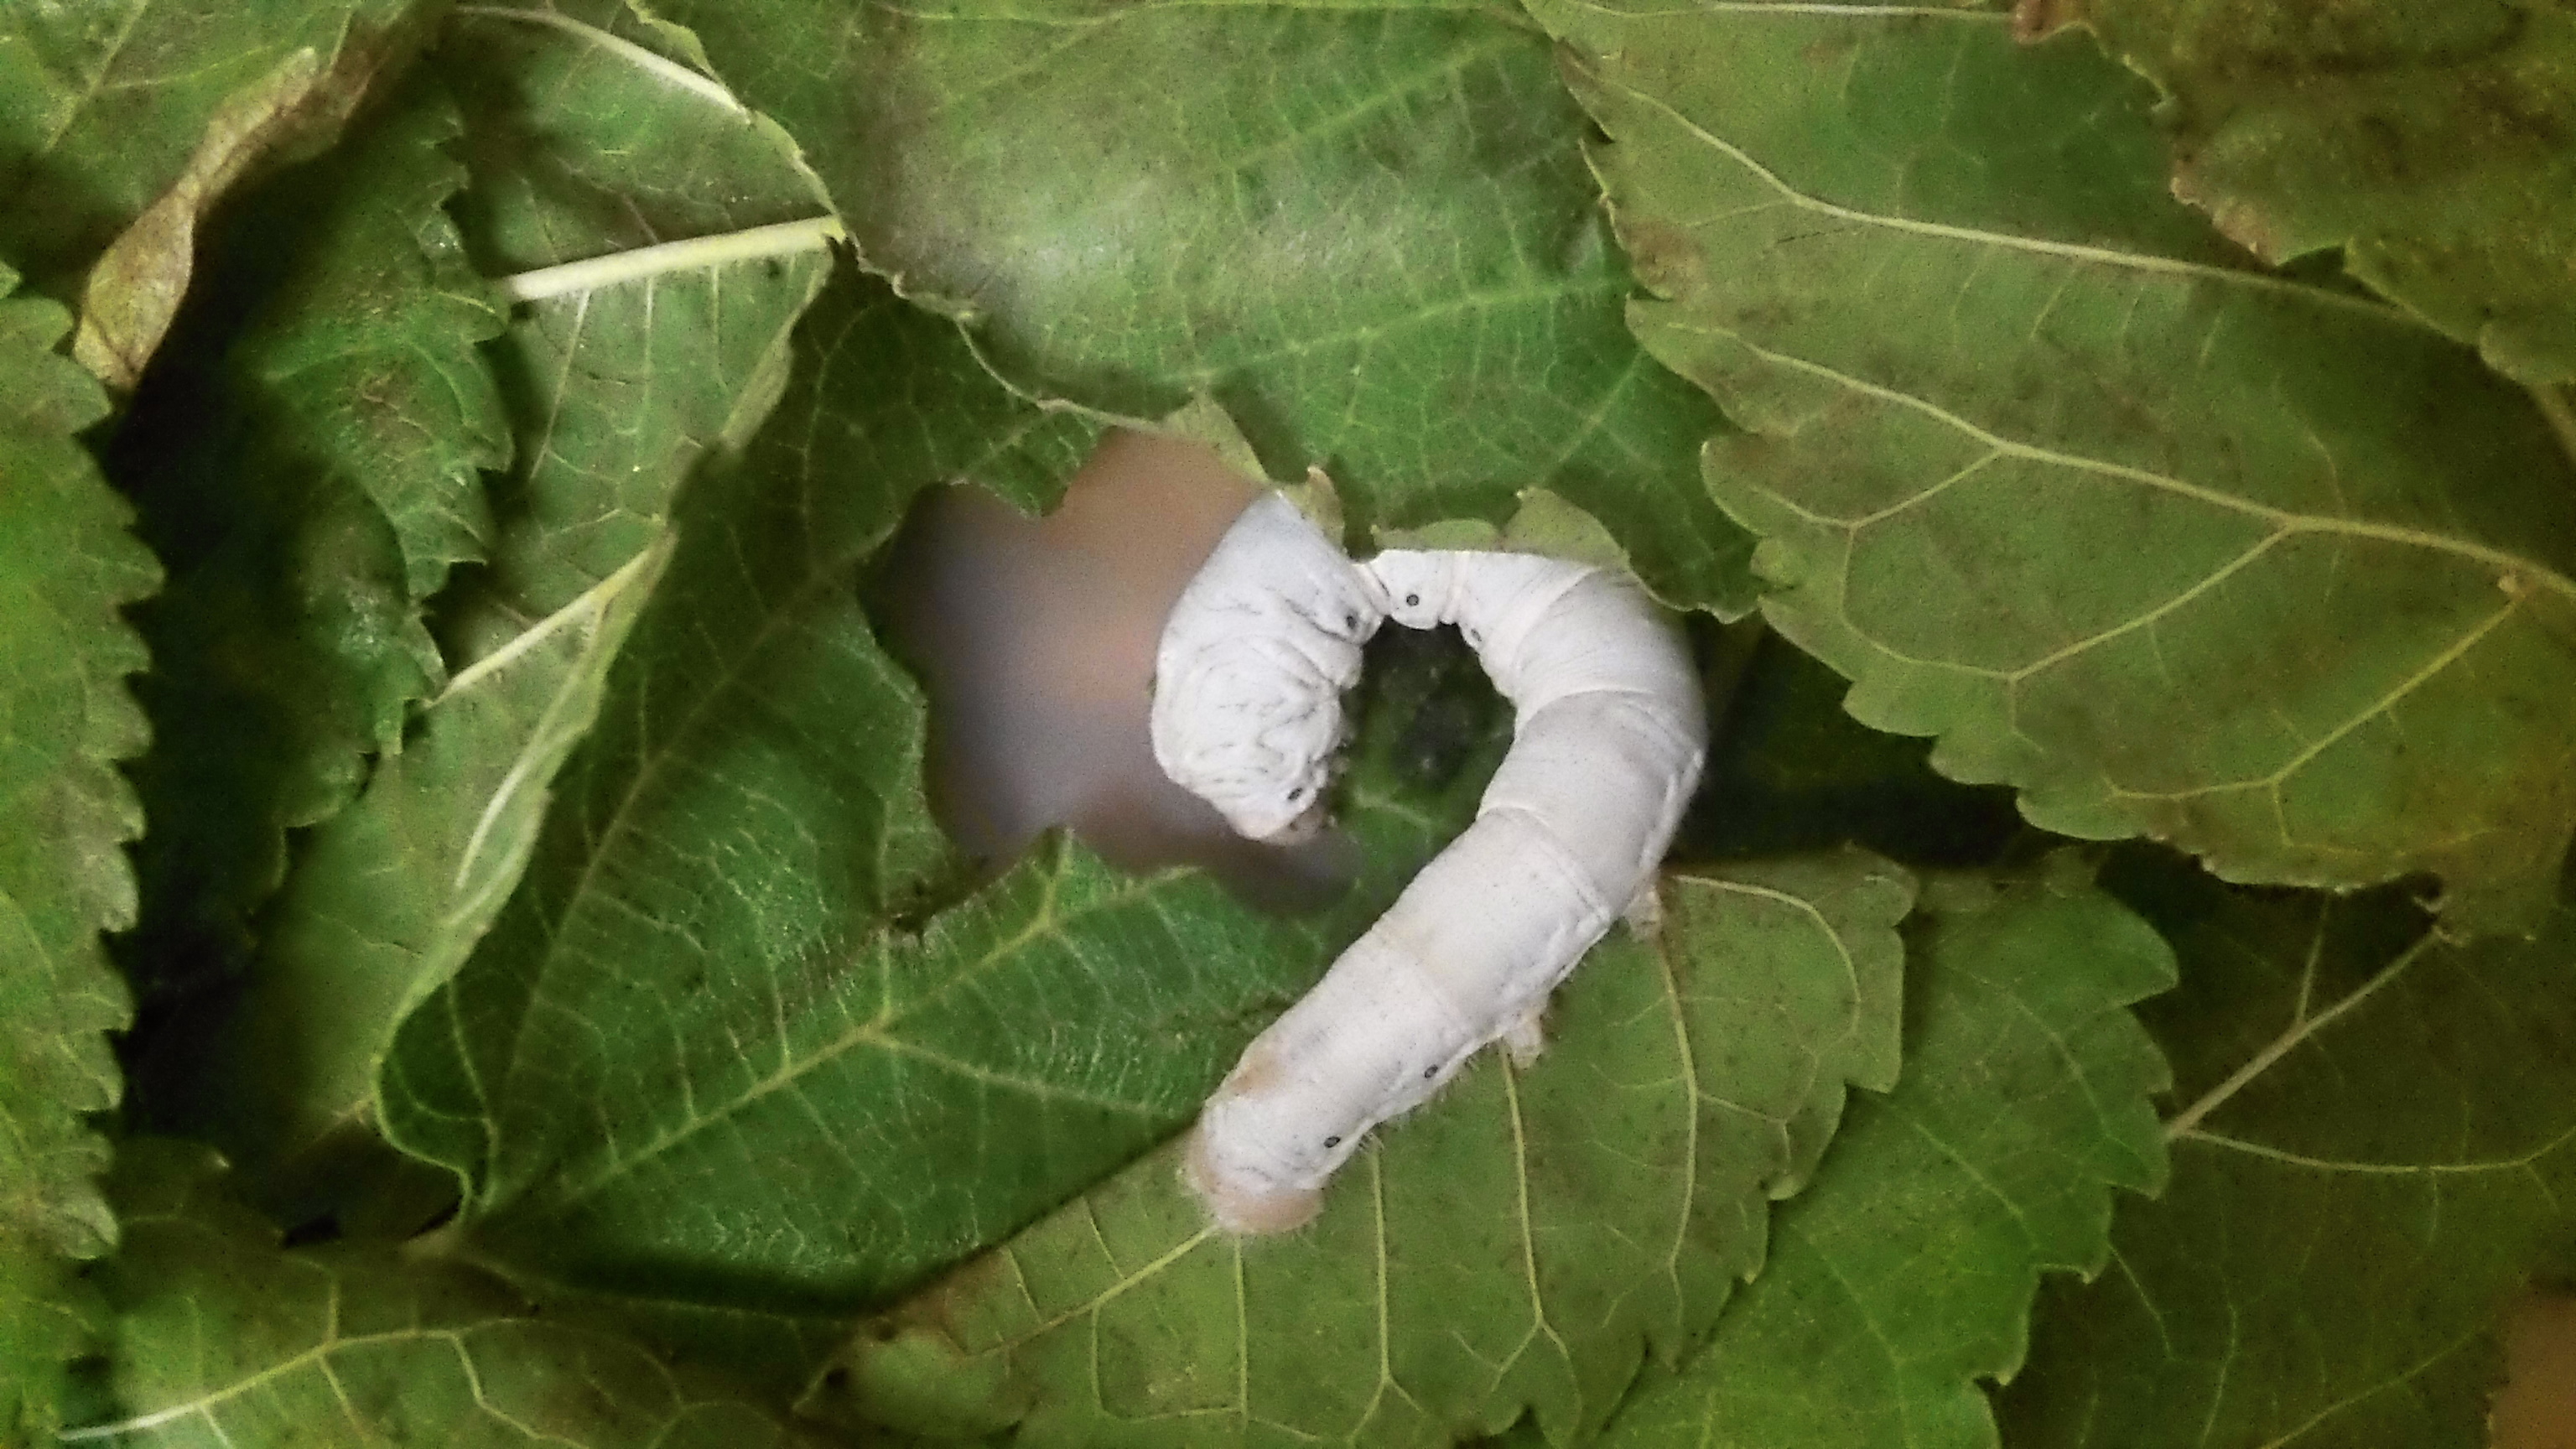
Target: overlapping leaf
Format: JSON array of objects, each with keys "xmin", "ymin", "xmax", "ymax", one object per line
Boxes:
[
  {"xmin": 1996, "ymin": 850, "xmax": 2576, "ymax": 1449},
  {"xmin": 433, "ymin": 0, "xmax": 840, "ymax": 625},
  {"xmin": 0, "ymin": 0, "xmax": 441, "ymax": 386},
  {"xmin": 176, "ymin": 2, "xmax": 841, "ymax": 1204},
  {"xmin": 633, "ymin": 0, "xmax": 1753, "ymax": 615},
  {"xmin": 0, "ymin": 267, "xmax": 158, "ymax": 1443},
  {"xmin": 1538, "ymin": 0, "xmax": 2576, "ymax": 932},
  {"xmin": 375, "ymin": 247, "xmax": 1133, "ymax": 1305},
  {"xmin": 2059, "ymin": 0, "xmax": 2576, "ymax": 388},
  {"xmin": 60, "ymin": 1140, "xmax": 826, "ymax": 1449},
  {"xmin": 114, "ymin": 82, "xmax": 506, "ymax": 1007},
  {"xmin": 803, "ymin": 852, "xmax": 1914, "ymax": 1448},
  {"xmin": 1577, "ymin": 868, "xmax": 2174, "ymax": 1449}
]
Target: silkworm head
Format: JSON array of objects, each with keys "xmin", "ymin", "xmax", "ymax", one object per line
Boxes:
[
  {"xmin": 1365, "ymin": 550, "xmax": 1461, "ymax": 629},
  {"xmin": 1245, "ymin": 780, "xmax": 1331, "ymax": 843},
  {"xmin": 1182, "ymin": 748, "xmax": 1333, "ymax": 842},
  {"xmin": 1151, "ymin": 647, "xmax": 1348, "ymax": 839}
]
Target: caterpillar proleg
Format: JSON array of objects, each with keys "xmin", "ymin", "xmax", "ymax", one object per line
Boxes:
[{"xmin": 1153, "ymin": 496, "xmax": 1706, "ymax": 1233}]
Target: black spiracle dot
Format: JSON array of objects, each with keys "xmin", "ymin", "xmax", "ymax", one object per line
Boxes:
[
  {"xmin": 1422, "ymin": 1065, "xmax": 1437, "ymax": 1079},
  {"xmin": 1323, "ymin": 1135, "xmax": 1342, "ymax": 1148},
  {"xmin": 1405, "ymin": 593, "xmax": 1420, "ymax": 607}
]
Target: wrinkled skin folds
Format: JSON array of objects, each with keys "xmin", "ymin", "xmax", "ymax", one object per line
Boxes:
[
  {"xmin": 1150, "ymin": 494, "xmax": 1389, "ymax": 842},
  {"xmin": 1151, "ymin": 494, "xmax": 1706, "ymax": 1233}
]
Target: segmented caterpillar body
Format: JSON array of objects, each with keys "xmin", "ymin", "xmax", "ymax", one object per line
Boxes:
[
  {"xmin": 1151, "ymin": 495, "xmax": 1706, "ymax": 1233},
  {"xmin": 1150, "ymin": 494, "xmax": 1388, "ymax": 843}
]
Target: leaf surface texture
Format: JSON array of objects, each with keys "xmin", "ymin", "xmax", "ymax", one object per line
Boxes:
[
  {"xmin": 67, "ymin": 1141, "xmax": 828, "ymax": 1449},
  {"xmin": 0, "ymin": 266, "xmax": 158, "ymax": 1442},
  {"xmin": 2074, "ymin": 0, "xmax": 2576, "ymax": 387},
  {"xmin": 1997, "ymin": 850, "xmax": 2576, "ymax": 1449},
  {"xmin": 808, "ymin": 852, "xmax": 1915, "ymax": 1448},
  {"xmin": 1537, "ymin": 0, "xmax": 2576, "ymax": 930},
  {"xmin": 632, "ymin": 0, "xmax": 1756, "ymax": 615}
]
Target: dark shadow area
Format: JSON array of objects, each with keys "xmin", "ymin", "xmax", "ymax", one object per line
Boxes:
[{"xmin": 1679, "ymin": 625, "xmax": 2024, "ymax": 870}]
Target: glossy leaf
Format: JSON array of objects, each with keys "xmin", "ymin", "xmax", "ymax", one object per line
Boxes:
[
  {"xmin": 806, "ymin": 852, "xmax": 1915, "ymax": 1448},
  {"xmin": 2064, "ymin": 0, "xmax": 2576, "ymax": 387},
  {"xmin": 631, "ymin": 0, "xmax": 1757, "ymax": 616},
  {"xmin": 1996, "ymin": 849, "xmax": 2576, "ymax": 1449},
  {"xmin": 1539, "ymin": 0, "xmax": 2576, "ymax": 932},
  {"xmin": 60, "ymin": 1141, "xmax": 827, "ymax": 1449},
  {"xmin": 1579, "ymin": 867, "xmax": 2174, "ymax": 1449},
  {"xmin": 0, "ymin": 267, "xmax": 158, "ymax": 1442}
]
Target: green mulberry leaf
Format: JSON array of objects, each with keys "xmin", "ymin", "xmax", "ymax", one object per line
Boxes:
[
  {"xmin": 375, "ymin": 253, "xmax": 1124, "ymax": 1306},
  {"xmin": 434, "ymin": 0, "xmax": 842, "ymax": 624},
  {"xmin": 167, "ymin": 1, "xmax": 839, "ymax": 1211},
  {"xmin": 623, "ymin": 0, "xmax": 1756, "ymax": 615},
  {"xmin": 0, "ymin": 0, "xmax": 444, "ymax": 387},
  {"xmin": 1536, "ymin": 0, "xmax": 2576, "ymax": 932},
  {"xmin": 2059, "ymin": 0, "xmax": 2576, "ymax": 388},
  {"xmin": 803, "ymin": 851, "xmax": 1914, "ymax": 1448},
  {"xmin": 57, "ymin": 1140, "xmax": 828, "ymax": 1449},
  {"xmin": 116, "ymin": 80, "xmax": 506, "ymax": 1003},
  {"xmin": 1571, "ymin": 867, "xmax": 2174, "ymax": 1449},
  {"xmin": 0, "ymin": 266, "xmax": 158, "ymax": 1445},
  {"xmin": 1996, "ymin": 849, "xmax": 2576, "ymax": 1449}
]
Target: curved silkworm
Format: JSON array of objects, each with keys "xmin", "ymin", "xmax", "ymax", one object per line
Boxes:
[{"xmin": 1152, "ymin": 495, "xmax": 1706, "ymax": 1233}]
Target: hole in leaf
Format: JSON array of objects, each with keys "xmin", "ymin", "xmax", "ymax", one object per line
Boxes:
[{"xmin": 873, "ymin": 429, "xmax": 1358, "ymax": 911}]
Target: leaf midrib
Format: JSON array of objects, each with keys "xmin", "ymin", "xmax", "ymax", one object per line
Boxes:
[
  {"xmin": 1711, "ymin": 325, "xmax": 2576, "ymax": 608},
  {"xmin": 1588, "ymin": 27, "xmax": 2408, "ymax": 328}
]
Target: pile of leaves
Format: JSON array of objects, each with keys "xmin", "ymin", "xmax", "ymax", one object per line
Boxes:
[{"xmin": 6, "ymin": 1, "xmax": 2573, "ymax": 1446}]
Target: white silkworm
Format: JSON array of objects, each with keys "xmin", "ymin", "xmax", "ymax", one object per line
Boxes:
[
  {"xmin": 1150, "ymin": 493, "xmax": 1389, "ymax": 842},
  {"xmin": 1151, "ymin": 494, "xmax": 1706, "ymax": 1233}
]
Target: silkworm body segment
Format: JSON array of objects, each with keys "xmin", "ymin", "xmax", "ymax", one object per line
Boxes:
[
  {"xmin": 1150, "ymin": 495, "xmax": 1388, "ymax": 842},
  {"xmin": 1161, "ymin": 503, "xmax": 1706, "ymax": 1233}
]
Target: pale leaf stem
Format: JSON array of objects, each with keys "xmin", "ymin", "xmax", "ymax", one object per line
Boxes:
[{"xmin": 495, "ymin": 217, "xmax": 843, "ymax": 301}]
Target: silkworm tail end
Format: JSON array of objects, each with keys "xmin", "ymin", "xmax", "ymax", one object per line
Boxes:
[{"xmin": 1182, "ymin": 1124, "xmax": 1323, "ymax": 1235}]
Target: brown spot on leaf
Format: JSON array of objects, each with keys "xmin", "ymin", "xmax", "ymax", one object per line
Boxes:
[
  {"xmin": 802, "ymin": 1249, "xmax": 1031, "ymax": 1437},
  {"xmin": 2170, "ymin": 164, "xmax": 2293, "ymax": 262},
  {"xmin": 2011, "ymin": 0, "xmax": 2084, "ymax": 44},
  {"xmin": 1617, "ymin": 216, "xmax": 1705, "ymax": 299}
]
